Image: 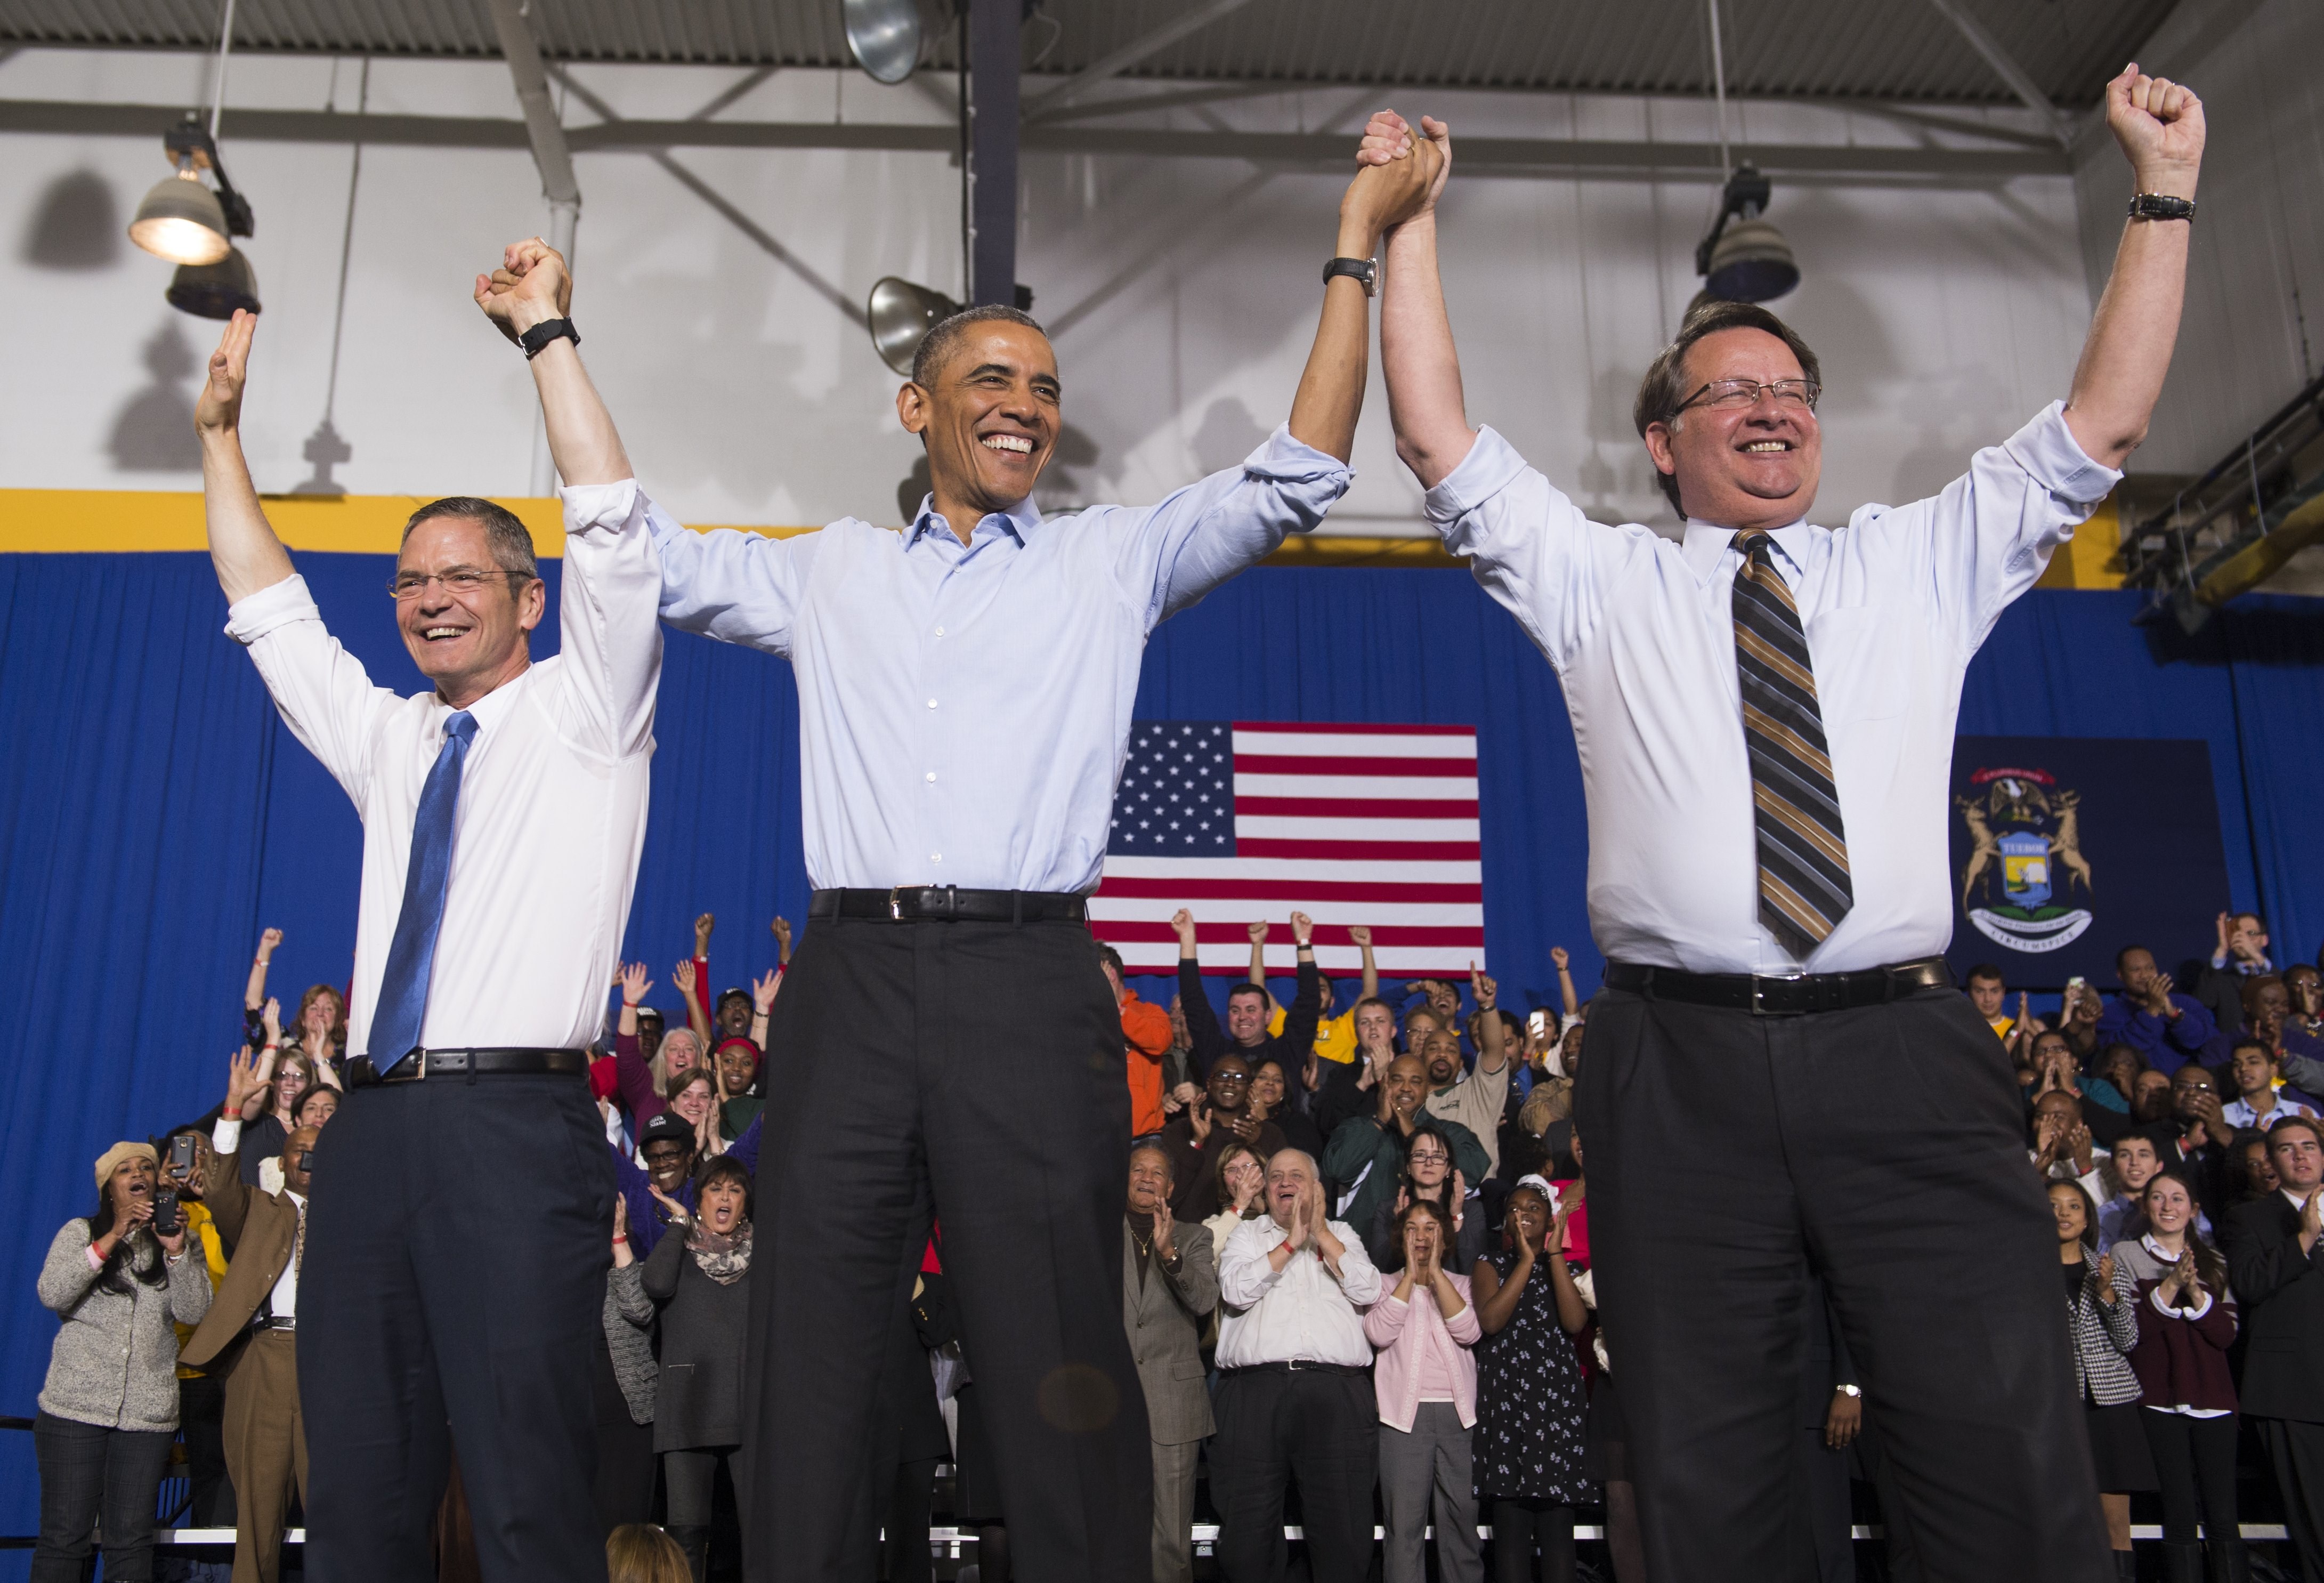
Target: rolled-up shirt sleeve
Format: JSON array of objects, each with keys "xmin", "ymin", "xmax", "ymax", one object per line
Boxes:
[
  {"xmin": 1854, "ymin": 400, "xmax": 2122, "ymax": 654},
  {"xmin": 647, "ymin": 499, "xmax": 822, "ymax": 659},
  {"xmin": 556, "ymin": 479, "xmax": 664, "ymax": 761},
  {"xmin": 1426, "ymin": 425, "xmax": 1645, "ymax": 676},
  {"xmin": 225, "ymin": 574, "xmax": 398, "ymax": 806},
  {"xmin": 1109, "ymin": 424, "xmax": 1353, "ymax": 632}
]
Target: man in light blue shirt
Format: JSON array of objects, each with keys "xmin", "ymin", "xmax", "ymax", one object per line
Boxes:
[
  {"xmin": 1358, "ymin": 62, "xmax": 2207, "ymax": 1583},
  {"xmin": 507, "ymin": 146, "xmax": 1439, "ymax": 1579}
]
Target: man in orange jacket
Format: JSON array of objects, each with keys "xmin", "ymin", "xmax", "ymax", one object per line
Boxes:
[{"xmin": 1102, "ymin": 944, "xmax": 1177, "ymax": 1137}]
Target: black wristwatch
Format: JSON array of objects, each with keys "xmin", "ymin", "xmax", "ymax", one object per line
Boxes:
[
  {"xmin": 520, "ymin": 317, "xmax": 581, "ymax": 359},
  {"xmin": 2126, "ymin": 193, "xmax": 2196, "ymax": 223},
  {"xmin": 1323, "ymin": 257, "xmax": 1378, "ymax": 297}
]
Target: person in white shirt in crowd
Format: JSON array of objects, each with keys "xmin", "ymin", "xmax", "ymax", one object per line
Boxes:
[
  {"xmin": 32, "ymin": 1142, "xmax": 212, "ymax": 1583},
  {"xmin": 2222, "ymin": 1036, "xmax": 2320, "ymax": 1132},
  {"xmin": 195, "ymin": 226, "xmax": 660, "ymax": 1583},
  {"xmin": 1353, "ymin": 60, "xmax": 2206, "ymax": 1582},
  {"xmin": 1423, "ymin": 967, "xmax": 1511, "ymax": 1177},
  {"xmin": 1214, "ymin": 1150, "xmax": 1385, "ymax": 1582}
]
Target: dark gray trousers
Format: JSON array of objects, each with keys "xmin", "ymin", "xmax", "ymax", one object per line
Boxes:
[{"xmin": 1574, "ymin": 982, "xmax": 2109, "ymax": 1583}]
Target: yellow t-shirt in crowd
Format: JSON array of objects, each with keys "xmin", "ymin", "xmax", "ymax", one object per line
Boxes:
[{"xmin": 1266, "ymin": 1003, "xmax": 1358, "ymax": 1064}]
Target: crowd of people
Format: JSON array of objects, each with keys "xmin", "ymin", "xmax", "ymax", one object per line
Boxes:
[{"xmin": 28, "ymin": 903, "xmax": 2324, "ymax": 1583}]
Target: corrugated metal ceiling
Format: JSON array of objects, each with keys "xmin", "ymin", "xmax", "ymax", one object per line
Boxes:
[{"xmin": 0, "ymin": 0, "xmax": 2179, "ymax": 108}]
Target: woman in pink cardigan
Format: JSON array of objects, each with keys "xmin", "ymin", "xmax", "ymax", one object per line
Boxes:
[{"xmin": 1365, "ymin": 1198, "xmax": 1484, "ymax": 1583}]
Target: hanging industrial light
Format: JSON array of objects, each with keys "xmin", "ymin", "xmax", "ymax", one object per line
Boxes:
[
  {"xmin": 868, "ymin": 276, "xmax": 961, "ymax": 376},
  {"xmin": 1689, "ymin": 0, "xmax": 1798, "ymax": 305},
  {"xmin": 166, "ymin": 244, "xmax": 262, "ymax": 319},
  {"xmin": 842, "ymin": 0, "xmax": 924, "ymax": 85},
  {"xmin": 132, "ymin": 0, "xmax": 259, "ymax": 309},
  {"xmin": 1695, "ymin": 165, "xmax": 1800, "ymax": 303}
]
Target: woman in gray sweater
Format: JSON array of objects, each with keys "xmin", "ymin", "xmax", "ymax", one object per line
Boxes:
[{"xmin": 34, "ymin": 1141, "xmax": 213, "ymax": 1582}]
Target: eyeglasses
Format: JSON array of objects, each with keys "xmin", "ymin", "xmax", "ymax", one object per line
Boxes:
[
  {"xmin": 387, "ymin": 569, "xmax": 533, "ymax": 600},
  {"xmin": 1407, "ymin": 1151, "xmax": 1449, "ymax": 1166},
  {"xmin": 1672, "ymin": 377, "xmax": 1821, "ymax": 417},
  {"xmin": 1211, "ymin": 1072, "xmax": 1250, "ymax": 1086}
]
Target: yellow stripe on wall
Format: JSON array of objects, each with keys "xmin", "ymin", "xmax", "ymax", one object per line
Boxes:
[{"xmin": 0, "ymin": 489, "xmax": 817, "ymax": 558}]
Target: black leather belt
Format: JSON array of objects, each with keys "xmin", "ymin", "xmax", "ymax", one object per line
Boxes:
[
  {"xmin": 1604, "ymin": 957, "xmax": 1953, "ymax": 1016},
  {"xmin": 808, "ymin": 887, "xmax": 1088, "ymax": 924},
  {"xmin": 344, "ymin": 1048, "xmax": 589, "ymax": 1087},
  {"xmin": 1224, "ymin": 1360, "xmax": 1371, "ymax": 1377}
]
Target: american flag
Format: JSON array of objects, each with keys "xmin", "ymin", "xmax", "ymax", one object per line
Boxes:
[{"xmin": 1089, "ymin": 721, "xmax": 1486, "ymax": 976}]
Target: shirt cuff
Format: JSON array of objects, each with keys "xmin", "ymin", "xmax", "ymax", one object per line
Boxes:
[
  {"xmin": 223, "ymin": 574, "xmax": 320, "ymax": 646},
  {"xmin": 1422, "ymin": 426, "xmax": 1528, "ymax": 532},
  {"xmin": 2151, "ymin": 1287, "xmax": 2213, "ymax": 1321},
  {"xmin": 1242, "ymin": 424, "xmax": 1355, "ymax": 487},
  {"xmin": 2004, "ymin": 401, "xmax": 2123, "ymax": 508},
  {"xmin": 212, "ymin": 1118, "xmax": 242, "ymax": 1156},
  {"xmin": 84, "ymin": 1242, "xmax": 105, "ymax": 1271},
  {"xmin": 562, "ymin": 478, "xmax": 641, "ymax": 538}
]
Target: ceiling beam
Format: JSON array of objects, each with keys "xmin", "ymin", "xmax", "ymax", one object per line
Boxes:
[
  {"xmin": 0, "ymin": 99, "xmax": 2069, "ymax": 182},
  {"xmin": 482, "ymin": 0, "xmax": 578, "ymax": 214},
  {"xmin": 1920, "ymin": 0, "xmax": 2073, "ymax": 147},
  {"xmin": 1021, "ymin": 0, "xmax": 1260, "ymax": 120}
]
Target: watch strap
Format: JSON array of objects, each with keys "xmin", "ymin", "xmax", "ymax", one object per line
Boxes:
[
  {"xmin": 520, "ymin": 317, "xmax": 581, "ymax": 360},
  {"xmin": 1322, "ymin": 257, "xmax": 1378, "ymax": 296},
  {"xmin": 2127, "ymin": 193, "xmax": 2196, "ymax": 223}
]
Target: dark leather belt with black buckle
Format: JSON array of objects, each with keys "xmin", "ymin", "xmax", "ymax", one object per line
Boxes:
[
  {"xmin": 1224, "ymin": 1360, "xmax": 1372, "ymax": 1377},
  {"xmin": 344, "ymin": 1048, "xmax": 589, "ymax": 1087},
  {"xmin": 1604, "ymin": 957, "xmax": 1954, "ymax": 1016},
  {"xmin": 808, "ymin": 887, "xmax": 1089, "ymax": 925}
]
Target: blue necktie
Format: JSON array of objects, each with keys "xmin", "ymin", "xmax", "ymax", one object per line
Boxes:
[{"xmin": 368, "ymin": 710, "xmax": 477, "ymax": 1075}]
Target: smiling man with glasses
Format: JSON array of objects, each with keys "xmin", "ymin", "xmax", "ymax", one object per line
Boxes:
[
  {"xmin": 1356, "ymin": 60, "xmax": 2208, "ymax": 1583},
  {"xmin": 193, "ymin": 231, "xmax": 661, "ymax": 1583}
]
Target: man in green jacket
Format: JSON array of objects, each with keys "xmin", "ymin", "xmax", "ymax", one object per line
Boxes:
[{"xmin": 1323, "ymin": 1053, "xmax": 1488, "ymax": 1239}]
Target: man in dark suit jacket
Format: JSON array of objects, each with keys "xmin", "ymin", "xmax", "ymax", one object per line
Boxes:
[
  {"xmin": 2224, "ymin": 1113, "xmax": 2324, "ymax": 1583},
  {"xmin": 181, "ymin": 1065, "xmax": 316, "ymax": 1583},
  {"xmin": 1123, "ymin": 1143, "xmax": 1219, "ymax": 1583}
]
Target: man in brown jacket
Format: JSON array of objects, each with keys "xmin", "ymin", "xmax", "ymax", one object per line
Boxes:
[{"xmin": 182, "ymin": 1052, "xmax": 317, "ymax": 1583}]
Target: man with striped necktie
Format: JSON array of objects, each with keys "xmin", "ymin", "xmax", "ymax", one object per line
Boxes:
[{"xmin": 1358, "ymin": 63, "xmax": 2205, "ymax": 1583}]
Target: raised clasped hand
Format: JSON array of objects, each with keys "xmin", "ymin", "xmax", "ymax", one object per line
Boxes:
[{"xmin": 474, "ymin": 237, "xmax": 573, "ymax": 346}]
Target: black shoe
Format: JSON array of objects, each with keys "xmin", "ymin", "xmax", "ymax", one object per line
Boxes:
[
  {"xmin": 2164, "ymin": 1540, "xmax": 2206, "ymax": 1583},
  {"xmin": 2207, "ymin": 1537, "xmax": 2251, "ymax": 1583}
]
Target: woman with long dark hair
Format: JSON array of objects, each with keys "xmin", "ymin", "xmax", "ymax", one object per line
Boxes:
[
  {"xmin": 33, "ymin": 1142, "xmax": 213, "ymax": 1581},
  {"xmin": 643, "ymin": 1155, "xmax": 754, "ymax": 1582},
  {"xmin": 2109, "ymin": 1169, "xmax": 2242, "ymax": 1582},
  {"xmin": 2048, "ymin": 1179, "xmax": 2152, "ymax": 1579},
  {"xmin": 1471, "ymin": 1178, "xmax": 1592, "ymax": 1583}
]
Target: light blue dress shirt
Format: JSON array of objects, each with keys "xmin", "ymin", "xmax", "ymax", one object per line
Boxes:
[
  {"xmin": 1424, "ymin": 401, "xmax": 2120, "ymax": 975},
  {"xmin": 612, "ymin": 426, "xmax": 1350, "ymax": 894}
]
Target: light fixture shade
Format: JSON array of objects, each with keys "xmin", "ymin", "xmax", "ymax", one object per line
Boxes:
[
  {"xmin": 166, "ymin": 245, "xmax": 261, "ymax": 319},
  {"xmin": 1704, "ymin": 217, "xmax": 1800, "ymax": 304},
  {"xmin": 868, "ymin": 276, "xmax": 960, "ymax": 376},
  {"xmin": 128, "ymin": 171, "xmax": 231, "ymax": 265},
  {"xmin": 843, "ymin": 0, "xmax": 922, "ymax": 85}
]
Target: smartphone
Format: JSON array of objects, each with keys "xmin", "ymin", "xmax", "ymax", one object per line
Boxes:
[
  {"xmin": 297, "ymin": 1150, "xmax": 315, "ymax": 1174},
  {"xmin": 151, "ymin": 1189, "xmax": 181, "ymax": 1238},
  {"xmin": 1527, "ymin": 1009, "xmax": 1550, "ymax": 1041},
  {"xmin": 168, "ymin": 1134, "xmax": 198, "ymax": 1173}
]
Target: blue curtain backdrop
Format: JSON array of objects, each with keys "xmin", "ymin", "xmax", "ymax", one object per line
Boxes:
[{"xmin": 1, "ymin": 550, "xmax": 2321, "ymax": 1542}]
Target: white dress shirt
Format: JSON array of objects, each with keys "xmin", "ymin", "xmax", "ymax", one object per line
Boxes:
[
  {"xmin": 225, "ymin": 483, "xmax": 662, "ymax": 1058},
  {"xmin": 643, "ymin": 428, "xmax": 1350, "ymax": 894},
  {"xmin": 1426, "ymin": 402, "xmax": 2119, "ymax": 974},
  {"xmin": 1216, "ymin": 1214, "xmax": 1383, "ymax": 1369}
]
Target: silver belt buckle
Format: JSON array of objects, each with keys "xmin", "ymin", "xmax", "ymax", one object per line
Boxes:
[
  {"xmin": 889, "ymin": 884, "xmax": 910, "ymax": 920},
  {"xmin": 1749, "ymin": 972, "xmax": 1805, "ymax": 1016}
]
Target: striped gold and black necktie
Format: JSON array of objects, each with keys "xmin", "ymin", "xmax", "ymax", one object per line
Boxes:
[{"xmin": 1730, "ymin": 529, "xmax": 1853, "ymax": 952}]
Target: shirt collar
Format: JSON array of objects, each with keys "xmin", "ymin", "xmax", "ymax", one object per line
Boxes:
[
  {"xmin": 2285, "ymin": 1187, "xmax": 2320, "ymax": 1213},
  {"xmin": 2140, "ymin": 1233, "xmax": 2182, "ymax": 1262},
  {"xmin": 905, "ymin": 494, "xmax": 1044, "ymax": 549},
  {"xmin": 1679, "ymin": 517, "xmax": 1812, "ymax": 586},
  {"xmin": 436, "ymin": 665, "xmax": 528, "ymax": 737}
]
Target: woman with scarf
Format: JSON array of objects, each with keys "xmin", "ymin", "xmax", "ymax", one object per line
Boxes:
[{"xmin": 643, "ymin": 1155, "xmax": 755, "ymax": 1582}]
